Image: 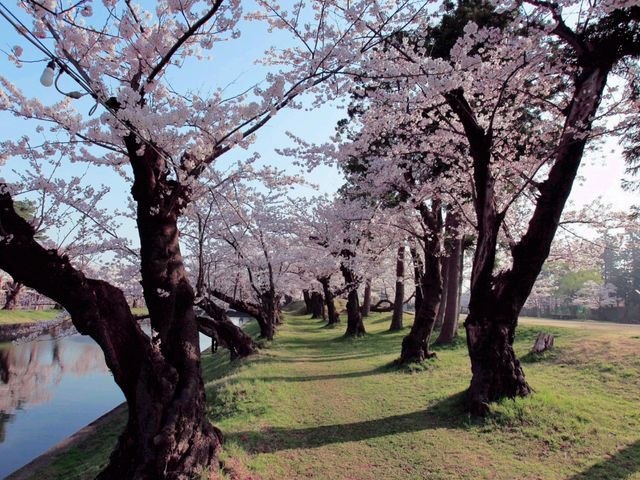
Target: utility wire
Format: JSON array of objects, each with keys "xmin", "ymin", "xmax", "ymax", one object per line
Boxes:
[{"xmin": 0, "ymin": 1, "xmax": 174, "ymax": 165}]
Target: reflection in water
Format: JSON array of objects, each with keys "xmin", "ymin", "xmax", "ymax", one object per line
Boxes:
[
  {"xmin": 0, "ymin": 412, "xmax": 12, "ymax": 443},
  {"xmin": 0, "ymin": 324, "xmax": 217, "ymax": 478},
  {"xmin": 0, "ymin": 334, "xmax": 109, "ymax": 414},
  {"xmin": 0, "ymin": 330, "xmax": 124, "ymax": 478}
]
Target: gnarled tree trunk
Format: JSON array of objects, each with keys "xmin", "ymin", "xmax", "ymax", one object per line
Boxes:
[
  {"xmin": 261, "ymin": 290, "xmax": 282, "ymax": 327},
  {"xmin": 447, "ymin": 57, "xmax": 614, "ymax": 414},
  {"xmin": 319, "ymin": 277, "xmax": 340, "ymax": 325},
  {"xmin": 3, "ymin": 281, "xmax": 23, "ymax": 310},
  {"xmin": 197, "ymin": 297, "xmax": 257, "ymax": 360},
  {"xmin": 0, "ymin": 188, "xmax": 222, "ymax": 479},
  {"xmin": 310, "ymin": 291, "xmax": 325, "ymax": 320},
  {"xmin": 399, "ymin": 204, "xmax": 443, "ymax": 363},
  {"xmin": 341, "ymin": 264, "xmax": 365, "ymax": 337}
]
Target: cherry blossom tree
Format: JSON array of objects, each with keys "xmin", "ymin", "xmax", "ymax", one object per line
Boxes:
[
  {"xmin": 184, "ymin": 174, "xmax": 305, "ymax": 340},
  {"xmin": 0, "ymin": 0, "xmax": 425, "ymax": 475},
  {"xmin": 291, "ymin": 0, "xmax": 639, "ymax": 412},
  {"xmin": 357, "ymin": 0, "xmax": 636, "ymax": 411},
  {"xmin": 573, "ymin": 280, "xmax": 619, "ymax": 313},
  {"xmin": 421, "ymin": 0, "xmax": 639, "ymax": 413}
]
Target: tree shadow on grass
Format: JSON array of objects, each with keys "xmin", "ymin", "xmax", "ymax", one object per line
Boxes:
[
  {"xmin": 254, "ymin": 352, "xmax": 384, "ymax": 364},
  {"xmin": 229, "ymin": 391, "xmax": 470, "ymax": 453},
  {"xmin": 569, "ymin": 440, "xmax": 640, "ymax": 480},
  {"xmin": 250, "ymin": 362, "xmax": 396, "ymax": 383}
]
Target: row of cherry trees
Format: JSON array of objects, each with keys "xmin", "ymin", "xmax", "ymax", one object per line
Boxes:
[
  {"xmin": 289, "ymin": 0, "xmax": 640, "ymax": 414},
  {"xmin": 0, "ymin": 0, "xmax": 637, "ymax": 477}
]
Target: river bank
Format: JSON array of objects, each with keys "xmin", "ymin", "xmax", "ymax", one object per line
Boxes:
[
  {"xmin": 5, "ymin": 404, "xmax": 127, "ymax": 480},
  {"xmin": 1, "ymin": 318, "xmax": 218, "ymax": 479},
  {"xmin": 9, "ymin": 310, "xmax": 640, "ymax": 479},
  {"xmin": 0, "ymin": 316, "xmax": 72, "ymax": 342}
]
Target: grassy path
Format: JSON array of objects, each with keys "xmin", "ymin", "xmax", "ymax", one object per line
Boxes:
[
  {"xmin": 209, "ymin": 308, "xmax": 640, "ymax": 479},
  {"xmin": 520, "ymin": 315, "xmax": 640, "ymax": 332},
  {"xmin": 26, "ymin": 307, "xmax": 640, "ymax": 479}
]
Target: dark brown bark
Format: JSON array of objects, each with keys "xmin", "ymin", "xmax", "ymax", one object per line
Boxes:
[
  {"xmin": 122, "ymin": 137, "xmax": 222, "ymax": 476},
  {"xmin": 302, "ymin": 289, "xmax": 312, "ymax": 314},
  {"xmin": 0, "ymin": 188, "xmax": 222, "ymax": 479},
  {"xmin": 209, "ymin": 288, "xmax": 275, "ymax": 340},
  {"xmin": 319, "ymin": 277, "xmax": 340, "ymax": 325},
  {"xmin": 261, "ymin": 290, "xmax": 282, "ymax": 327},
  {"xmin": 340, "ymin": 264, "xmax": 365, "ymax": 337},
  {"xmin": 3, "ymin": 281, "xmax": 23, "ymax": 310},
  {"xmin": 197, "ymin": 297, "xmax": 257, "ymax": 360},
  {"xmin": 390, "ymin": 246, "xmax": 405, "ymax": 331},
  {"xmin": 446, "ymin": 87, "xmax": 530, "ymax": 415},
  {"xmin": 310, "ymin": 291, "xmax": 326, "ymax": 320},
  {"xmin": 435, "ymin": 255, "xmax": 448, "ymax": 329},
  {"xmin": 410, "ymin": 245, "xmax": 424, "ymax": 314},
  {"xmin": 398, "ymin": 204, "xmax": 443, "ymax": 363},
  {"xmin": 361, "ymin": 279, "xmax": 372, "ymax": 317}
]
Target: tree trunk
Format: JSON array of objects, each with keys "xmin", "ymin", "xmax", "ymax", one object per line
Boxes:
[
  {"xmin": 261, "ymin": 290, "xmax": 282, "ymax": 327},
  {"xmin": 125, "ymin": 162, "xmax": 221, "ymax": 477},
  {"xmin": 197, "ymin": 298, "xmax": 257, "ymax": 360},
  {"xmin": 310, "ymin": 291, "xmax": 325, "ymax": 320},
  {"xmin": 302, "ymin": 289, "xmax": 312, "ymax": 314},
  {"xmin": 0, "ymin": 188, "xmax": 222, "ymax": 479},
  {"xmin": 436, "ymin": 213, "xmax": 463, "ymax": 345},
  {"xmin": 465, "ymin": 311, "xmax": 530, "ymax": 415},
  {"xmin": 361, "ymin": 279, "xmax": 372, "ymax": 317},
  {"xmin": 435, "ymin": 255, "xmax": 449, "ymax": 329},
  {"xmin": 209, "ymin": 289, "xmax": 274, "ymax": 340},
  {"xmin": 410, "ymin": 245, "xmax": 423, "ymax": 314},
  {"xmin": 3, "ymin": 281, "xmax": 23, "ymax": 310},
  {"xmin": 341, "ymin": 265, "xmax": 365, "ymax": 337},
  {"xmin": 345, "ymin": 288, "xmax": 365, "ymax": 337},
  {"xmin": 447, "ymin": 62, "xmax": 612, "ymax": 414},
  {"xmin": 531, "ymin": 332, "xmax": 554, "ymax": 353},
  {"xmin": 390, "ymin": 246, "xmax": 405, "ymax": 331},
  {"xmin": 319, "ymin": 277, "xmax": 340, "ymax": 325},
  {"xmin": 399, "ymin": 204, "xmax": 443, "ymax": 363}
]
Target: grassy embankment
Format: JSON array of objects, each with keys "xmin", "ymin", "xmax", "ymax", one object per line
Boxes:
[
  {"xmin": 26, "ymin": 305, "xmax": 640, "ymax": 479},
  {"xmin": 0, "ymin": 307, "xmax": 149, "ymax": 326},
  {"xmin": 0, "ymin": 309, "xmax": 59, "ymax": 325}
]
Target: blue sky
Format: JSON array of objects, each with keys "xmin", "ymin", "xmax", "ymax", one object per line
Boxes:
[
  {"xmin": 0, "ymin": 1, "xmax": 348, "ymax": 246},
  {"xmin": 0, "ymin": 1, "xmax": 635, "ymax": 250}
]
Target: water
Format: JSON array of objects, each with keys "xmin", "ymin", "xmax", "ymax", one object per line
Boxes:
[{"xmin": 0, "ymin": 321, "xmax": 230, "ymax": 478}]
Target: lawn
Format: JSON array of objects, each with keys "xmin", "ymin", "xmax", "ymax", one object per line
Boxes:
[
  {"xmin": 24, "ymin": 306, "xmax": 640, "ymax": 479},
  {"xmin": 0, "ymin": 309, "xmax": 59, "ymax": 325}
]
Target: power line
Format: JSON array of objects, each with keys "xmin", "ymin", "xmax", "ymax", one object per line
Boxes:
[{"xmin": 0, "ymin": 1, "xmax": 174, "ymax": 165}]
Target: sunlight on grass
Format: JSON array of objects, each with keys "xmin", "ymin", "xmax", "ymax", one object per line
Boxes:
[
  {"xmin": 26, "ymin": 307, "xmax": 640, "ymax": 480},
  {"xmin": 0, "ymin": 309, "xmax": 59, "ymax": 325}
]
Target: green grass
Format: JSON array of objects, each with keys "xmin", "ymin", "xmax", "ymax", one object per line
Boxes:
[
  {"xmin": 26, "ymin": 307, "xmax": 640, "ymax": 479},
  {"xmin": 33, "ymin": 408, "xmax": 128, "ymax": 480},
  {"xmin": 0, "ymin": 309, "xmax": 59, "ymax": 325},
  {"xmin": 0, "ymin": 307, "xmax": 148, "ymax": 326},
  {"xmin": 131, "ymin": 307, "xmax": 149, "ymax": 317}
]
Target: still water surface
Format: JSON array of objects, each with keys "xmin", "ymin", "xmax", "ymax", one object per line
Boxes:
[{"xmin": 0, "ymin": 325, "xmax": 217, "ymax": 478}]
